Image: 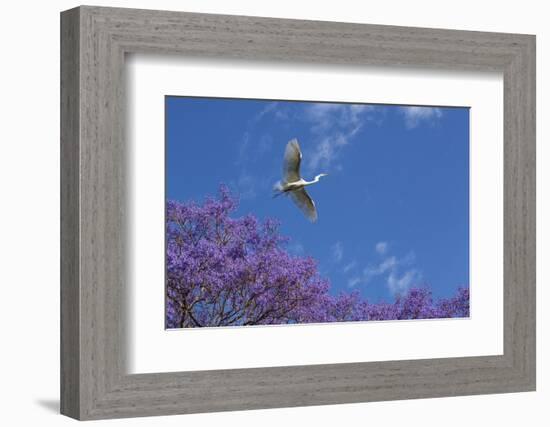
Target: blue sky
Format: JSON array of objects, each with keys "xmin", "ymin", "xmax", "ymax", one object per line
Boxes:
[{"xmin": 166, "ymin": 96, "xmax": 469, "ymax": 303}]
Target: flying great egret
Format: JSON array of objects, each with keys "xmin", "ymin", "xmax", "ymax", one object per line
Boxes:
[{"xmin": 273, "ymin": 138, "xmax": 328, "ymax": 222}]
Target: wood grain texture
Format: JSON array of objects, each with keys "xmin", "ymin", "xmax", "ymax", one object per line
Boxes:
[
  {"xmin": 60, "ymin": 5, "xmax": 536, "ymax": 420},
  {"xmin": 60, "ymin": 7, "xmax": 80, "ymax": 419}
]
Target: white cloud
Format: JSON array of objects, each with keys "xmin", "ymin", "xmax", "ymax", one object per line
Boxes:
[
  {"xmin": 252, "ymin": 101, "xmax": 294, "ymax": 124},
  {"xmin": 347, "ymin": 276, "xmax": 362, "ymax": 288},
  {"xmin": 303, "ymin": 103, "xmax": 377, "ymax": 172},
  {"xmin": 375, "ymin": 241, "xmax": 388, "ymax": 255},
  {"xmin": 305, "ymin": 103, "xmax": 343, "ymax": 131},
  {"xmin": 347, "ymin": 247, "xmax": 421, "ymax": 295},
  {"xmin": 307, "ymin": 134, "xmax": 350, "ymax": 172},
  {"xmin": 343, "ymin": 260, "xmax": 357, "ymax": 273},
  {"xmin": 237, "ymin": 103, "xmax": 288, "ymax": 165},
  {"xmin": 362, "ymin": 256, "xmax": 398, "ymax": 282},
  {"xmin": 387, "ymin": 269, "xmax": 421, "ymax": 295},
  {"xmin": 254, "ymin": 102, "xmax": 279, "ymax": 121},
  {"xmin": 400, "ymin": 106, "xmax": 443, "ymax": 129},
  {"xmin": 231, "ymin": 172, "xmax": 256, "ymax": 200},
  {"xmin": 236, "ymin": 132, "xmax": 251, "ymax": 165},
  {"xmin": 331, "ymin": 241, "xmax": 344, "ymax": 263},
  {"xmin": 288, "ymin": 241, "xmax": 305, "ymax": 255},
  {"xmin": 400, "ymin": 251, "xmax": 416, "ymax": 265},
  {"xmin": 305, "ymin": 103, "xmax": 374, "ymax": 128},
  {"xmin": 257, "ymin": 134, "xmax": 274, "ymax": 156}
]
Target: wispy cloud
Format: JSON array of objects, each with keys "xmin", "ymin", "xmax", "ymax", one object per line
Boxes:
[
  {"xmin": 288, "ymin": 240, "xmax": 305, "ymax": 256},
  {"xmin": 347, "ymin": 276, "xmax": 362, "ymax": 288},
  {"xmin": 254, "ymin": 101, "xmax": 280, "ymax": 122},
  {"xmin": 305, "ymin": 103, "xmax": 371, "ymax": 133},
  {"xmin": 302, "ymin": 103, "xmax": 377, "ymax": 172},
  {"xmin": 253, "ymin": 101, "xmax": 293, "ymax": 124},
  {"xmin": 307, "ymin": 134, "xmax": 347, "ymax": 173},
  {"xmin": 231, "ymin": 171, "xmax": 257, "ymax": 200},
  {"xmin": 362, "ymin": 256, "xmax": 398, "ymax": 281},
  {"xmin": 400, "ymin": 106, "xmax": 443, "ymax": 129},
  {"xmin": 236, "ymin": 132, "xmax": 251, "ymax": 165},
  {"xmin": 387, "ymin": 269, "xmax": 421, "ymax": 295},
  {"xmin": 343, "ymin": 260, "xmax": 357, "ymax": 274},
  {"xmin": 331, "ymin": 241, "xmax": 344, "ymax": 263},
  {"xmin": 257, "ymin": 134, "xmax": 274, "ymax": 156},
  {"xmin": 375, "ymin": 241, "xmax": 388, "ymax": 255},
  {"xmin": 347, "ymin": 242, "xmax": 421, "ymax": 296},
  {"xmin": 236, "ymin": 102, "xmax": 288, "ymax": 166}
]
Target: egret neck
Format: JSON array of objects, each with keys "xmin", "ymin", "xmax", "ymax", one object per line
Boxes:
[{"xmin": 304, "ymin": 173, "xmax": 328, "ymax": 186}]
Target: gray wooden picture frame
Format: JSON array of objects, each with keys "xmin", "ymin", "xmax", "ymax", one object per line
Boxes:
[{"xmin": 60, "ymin": 5, "xmax": 536, "ymax": 420}]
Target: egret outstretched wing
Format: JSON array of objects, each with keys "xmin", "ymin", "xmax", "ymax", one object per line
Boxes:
[
  {"xmin": 290, "ymin": 188, "xmax": 317, "ymax": 223},
  {"xmin": 283, "ymin": 139, "xmax": 302, "ymax": 183}
]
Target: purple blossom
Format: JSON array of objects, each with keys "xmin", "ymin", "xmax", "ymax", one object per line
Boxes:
[{"xmin": 166, "ymin": 186, "xmax": 469, "ymax": 328}]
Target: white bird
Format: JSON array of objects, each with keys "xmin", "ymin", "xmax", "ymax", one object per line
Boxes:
[{"xmin": 273, "ymin": 138, "xmax": 328, "ymax": 222}]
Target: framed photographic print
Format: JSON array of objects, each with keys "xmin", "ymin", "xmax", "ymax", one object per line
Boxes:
[{"xmin": 61, "ymin": 5, "xmax": 536, "ymax": 420}]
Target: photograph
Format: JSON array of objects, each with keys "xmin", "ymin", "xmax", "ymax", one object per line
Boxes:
[{"xmin": 165, "ymin": 97, "xmax": 470, "ymax": 329}]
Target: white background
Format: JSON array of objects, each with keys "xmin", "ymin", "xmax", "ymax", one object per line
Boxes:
[
  {"xmin": 128, "ymin": 57, "xmax": 503, "ymax": 373},
  {"xmin": 0, "ymin": 0, "xmax": 546, "ymax": 426}
]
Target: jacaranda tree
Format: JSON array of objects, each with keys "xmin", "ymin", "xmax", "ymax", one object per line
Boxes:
[{"xmin": 166, "ymin": 186, "xmax": 469, "ymax": 328}]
